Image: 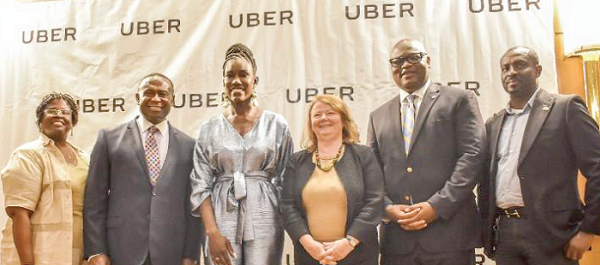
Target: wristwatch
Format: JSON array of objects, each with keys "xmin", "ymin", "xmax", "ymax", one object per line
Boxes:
[{"xmin": 345, "ymin": 236, "xmax": 359, "ymax": 248}]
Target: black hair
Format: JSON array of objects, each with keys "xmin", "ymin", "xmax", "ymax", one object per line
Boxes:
[
  {"xmin": 502, "ymin": 46, "xmax": 540, "ymax": 65},
  {"xmin": 35, "ymin": 92, "xmax": 79, "ymax": 127},
  {"xmin": 137, "ymin": 73, "xmax": 174, "ymax": 94}
]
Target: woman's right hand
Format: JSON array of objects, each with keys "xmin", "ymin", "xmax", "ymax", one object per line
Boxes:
[
  {"xmin": 208, "ymin": 231, "xmax": 235, "ymax": 265},
  {"xmin": 299, "ymin": 234, "xmax": 337, "ymax": 265}
]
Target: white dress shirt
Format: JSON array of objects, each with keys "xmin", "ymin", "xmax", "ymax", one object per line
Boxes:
[
  {"xmin": 399, "ymin": 79, "xmax": 431, "ymax": 114},
  {"xmin": 137, "ymin": 116, "xmax": 169, "ymax": 169}
]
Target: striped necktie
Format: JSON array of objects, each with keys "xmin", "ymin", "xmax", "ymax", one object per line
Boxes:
[
  {"xmin": 402, "ymin": 94, "xmax": 417, "ymax": 154},
  {"xmin": 145, "ymin": 126, "xmax": 161, "ymax": 186}
]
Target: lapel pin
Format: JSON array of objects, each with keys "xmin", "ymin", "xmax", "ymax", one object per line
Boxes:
[
  {"xmin": 542, "ymin": 105, "xmax": 550, "ymax": 111},
  {"xmin": 431, "ymin": 95, "xmax": 437, "ymax": 99}
]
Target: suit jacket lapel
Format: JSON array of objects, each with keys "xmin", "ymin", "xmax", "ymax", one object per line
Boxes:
[
  {"xmin": 409, "ymin": 83, "xmax": 440, "ymax": 154},
  {"xmin": 489, "ymin": 112, "xmax": 506, "ymax": 167},
  {"xmin": 127, "ymin": 118, "xmax": 150, "ymax": 178},
  {"xmin": 334, "ymin": 145, "xmax": 353, "ymax": 194},
  {"xmin": 518, "ymin": 89, "xmax": 555, "ymax": 165},
  {"xmin": 159, "ymin": 123, "xmax": 177, "ymax": 180},
  {"xmin": 297, "ymin": 151, "xmax": 316, "ymax": 188},
  {"xmin": 488, "ymin": 111, "xmax": 506, "ymax": 200},
  {"xmin": 387, "ymin": 97, "xmax": 407, "ymax": 157},
  {"xmin": 381, "ymin": 95, "xmax": 406, "ymax": 157}
]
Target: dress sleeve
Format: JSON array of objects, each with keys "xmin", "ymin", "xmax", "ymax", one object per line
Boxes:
[
  {"xmin": 272, "ymin": 124, "xmax": 294, "ymax": 200},
  {"xmin": 1, "ymin": 148, "xmax": 44, "ymax": 212},
  {"xmin": 189, "ymin": 125, "xmax": 216, "ymax": 217}
]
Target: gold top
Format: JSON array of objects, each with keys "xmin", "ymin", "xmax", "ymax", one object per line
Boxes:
[{"xmin": 302, "ymin": 149, "xmax": 347, "ymax": 242}]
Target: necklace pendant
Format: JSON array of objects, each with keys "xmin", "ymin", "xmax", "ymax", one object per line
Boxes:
[{"xmin": 319, "ymin": 162, "xmax": 335, "ymax": 172}]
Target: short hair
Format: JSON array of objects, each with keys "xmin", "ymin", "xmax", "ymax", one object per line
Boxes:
[
  {"xmin": 222, "ymin": 43, "xmax": 257, "ymax": 76},
  {"xmin": 35, "ymin": 92, "xmax": 79, "ymax": 127},
  {"xmin": 137, "ymin": 73, "xmax": 174, "ymax": 94},
  {"xmin": 302, "ymin": 94, "xmax": 360, "ymax": 152},
  {"xmin": 501, "ymin": 46, "xmax": 540, "ymax": 65},
  {"xmin": 391, "ymin": 38, "xmax": 428, "ymax": 56}
]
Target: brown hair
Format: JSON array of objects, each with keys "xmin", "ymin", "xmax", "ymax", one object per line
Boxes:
[{"xmin": 302, "ymin": 94, "xmax": 360, "ymax": 152}]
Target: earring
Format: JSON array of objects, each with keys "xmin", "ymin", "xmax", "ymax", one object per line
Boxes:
[
  {"xmin": 251, "ymin": 91, "xmax": 258, "ymax": 106},
  {"xmin": 221, "ymin": 92, "xmax": 231, "ymax": 107}
]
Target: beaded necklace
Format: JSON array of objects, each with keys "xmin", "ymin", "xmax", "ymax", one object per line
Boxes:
[{"xmin": 315, "ymin": 144, "xmax": 344, "ymax": 172}]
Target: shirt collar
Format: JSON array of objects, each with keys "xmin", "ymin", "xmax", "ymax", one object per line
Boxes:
[
  {"xmin": 399, "ymin": 79, "xmax": 431, "ymax": 103},
  {"xmin": 137, "ymin": 116, "xmax": 168, "ymax": 136},
  {"xmin": 38, "ymin": 133, "xmax": 82, "ymax": 154},
  {"xmin": 504, "ymin": 87, "xmax": 540, "ymax": 114}
]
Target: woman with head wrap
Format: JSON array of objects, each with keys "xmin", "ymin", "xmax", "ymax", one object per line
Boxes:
[{"xmin": 190, "ymin": 43, "xmax": 293, "ymax": 265}]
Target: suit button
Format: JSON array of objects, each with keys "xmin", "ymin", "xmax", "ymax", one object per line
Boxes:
[
  {"xmin": 407, "ymin": 167, "xmax": 413, "ymax": 173},
  {"xmin": 152, "ymin": 191, "xmax": 157, "ymax": 196}
]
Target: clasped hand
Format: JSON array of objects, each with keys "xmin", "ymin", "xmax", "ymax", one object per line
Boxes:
[
  {"xmin": 386, "ymin": 202, "xmax": 438, "ymax": 231},
  {"xmin": 299, "ymin": 235, "xmax": 354, "ymax": 265}
]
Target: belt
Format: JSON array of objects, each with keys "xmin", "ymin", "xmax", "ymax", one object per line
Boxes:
[
  {"xmin": 215, "ymin": 170, "xmax": 271, "ymax": 244},
  {"xmin": 496, "ymin": 207, "xmax": 527, "ymax": 219}
]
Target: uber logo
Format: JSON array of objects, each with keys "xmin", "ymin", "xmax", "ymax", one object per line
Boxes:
[
  {"xmin": 469, "ymin": 0, "xmax": 540, "ymax": 13},
  {"xmin": 345, "ymin": 3, "xmax": 414, "ymax": 20},
  {"xmin": 443, "ymin": 81, "xmax": 481, "ymax": 96},
  {"xmin": 286, "ymin": 87, "xmax": 355, "ymax": 103},
  {"xmin": 22, "ymin": 28, "xmax": 76, "ymax": 44},
  {"xmin": 121, "ymin": 19, "xmax": 181, "ymax": 36},
  {"xmin": 173, "ymin": 93, "xmax": 221, "ymax": 108},
  {"xmin": 76, "ymin": 98, "xmax": 125, "ymax": 113},
  {"xmin": 229, "ymin": 11, "xmax": 293, "ymax": 28}
]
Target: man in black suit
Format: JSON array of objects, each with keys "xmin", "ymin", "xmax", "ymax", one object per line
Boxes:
[
  {"xmin": 84, "ymin": 73, "xmax": 202, "ymax": 265},
  {"xmin": 368, "ymin": 39, "xmax": 485, "ymax": 265},
  {"xmin": 479, "ymin": 46, "xmax": 600, "ymax": 264}
]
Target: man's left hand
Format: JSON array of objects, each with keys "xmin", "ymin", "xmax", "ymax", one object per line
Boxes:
[
  {"xmin": 399, "ymin": 202, "xmax": 438, "ymax": 231},
  {"xmin": 564, "ymin": 231, "xmax": 595, "ymax": 260},
  {"xmin": 181, "ymin": 258, "xmax": 196, "ymax": 265}
]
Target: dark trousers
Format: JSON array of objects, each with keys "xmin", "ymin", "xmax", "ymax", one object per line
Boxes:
[
  {"xmin": 381, "ymin": 244, "xmax": 474, "ymax": 265},
  {"xmin": 495, "ymin": 216, "xmax": 578, "ymax": 265}
]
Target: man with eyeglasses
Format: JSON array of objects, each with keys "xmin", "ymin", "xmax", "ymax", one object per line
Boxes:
[
  {"xmin": 84, "ymin": 73, "xmax": 202, "ymax": 265},
  {"xmin": 367, "ymin": 39, "xmax": 485, "ymax": 265}
]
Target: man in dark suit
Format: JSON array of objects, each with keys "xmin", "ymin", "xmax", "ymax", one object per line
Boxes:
[
  {"xmin": 368, "ymin": 39, "xmax": 485, "ymax": 265},
  {"xmin": 479, "ymin": 46, "xmax": 600, "ymax": 264},
  {"xmin": 84, "ymin": 73, "xmax": 202, "ymax": 265}
]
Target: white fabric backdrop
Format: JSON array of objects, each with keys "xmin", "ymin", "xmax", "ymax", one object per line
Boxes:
[{"xmin": 0, "ymin": 1, "xmax": 556, "ymax": 264}]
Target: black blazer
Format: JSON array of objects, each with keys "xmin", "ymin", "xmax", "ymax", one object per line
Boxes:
[
  {"xmin": 479, "ymin": 89, "xmax": 600, "ymax": 257},
  {"xmin": 368, "ymin": 84, "xmax": 486, "ymax": 255},
  {"xmin": 280, "ymin": 144, "xmax": 384, "ymax": 265}
]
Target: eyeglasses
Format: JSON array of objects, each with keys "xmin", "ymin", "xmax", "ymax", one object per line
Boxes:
[
  {"xmin": 389, "ymin": 52, "xmax": 427, "ymax": 67},
  {"xmin": 44, "ymin": 108, "xmax": 72, "ymax": 116}
]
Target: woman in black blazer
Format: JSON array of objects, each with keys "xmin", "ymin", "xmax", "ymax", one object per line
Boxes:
[{"xmin": 280, "ymin": 94, "xmax": 384, "ymax": 265}]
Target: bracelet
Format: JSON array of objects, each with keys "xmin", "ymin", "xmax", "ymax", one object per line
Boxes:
[{"xmin": 345, "ymin": 236, "xmax": 358, "ymax": 248}]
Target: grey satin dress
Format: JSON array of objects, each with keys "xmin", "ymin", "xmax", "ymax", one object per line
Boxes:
[{"xmin": 190, "ymin": 110, "xmax": 293, "ymax": 265}]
